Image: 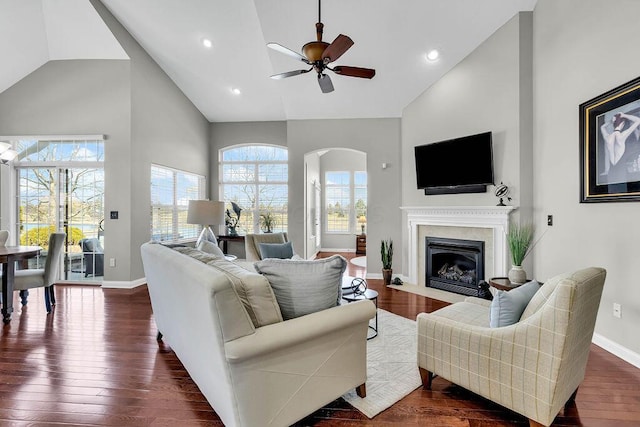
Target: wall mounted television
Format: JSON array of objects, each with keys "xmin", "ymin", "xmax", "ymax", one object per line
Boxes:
[{"xmin": 414, "ymin": 131, "xmax": 494, "ymax": 195}]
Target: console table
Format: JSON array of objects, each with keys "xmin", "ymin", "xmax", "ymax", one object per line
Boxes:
[
  {"xmin": 355, "ymin": 234, "xmax": 366, "ymax": 255},
  {"xmin": 217, "ymin": 234, "xmax": 245, "ymax": 254}
]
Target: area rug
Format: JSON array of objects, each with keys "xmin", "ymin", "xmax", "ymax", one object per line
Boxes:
[
  {"xmin": 342, "ymin": 309, "xmax": 421, "ymax": 418},
  {"xmin": 350, "ymin": 256, "xmax": 367, "ymax": 267},
  {"xmin": 388, "ymin": 282, "xmax": 466, "ymax": 304}
]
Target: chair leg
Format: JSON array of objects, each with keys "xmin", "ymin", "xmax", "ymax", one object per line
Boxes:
[
  {"xmin": 356, "ymin": 383, "xmax": 366, "ymax": 398},
  {"xmin": 565, "ymin": 387, "xmax": 579, "ymax": 408},
  {"xmin": 48, "ymin": 285, "xmax": 56, "ymax": 306},
  {"xmin": 419, "ymin": 367, "xmax": 433, "ymax": 390},
  {"xmin": 19, "ymin": 290, "xmax": 29, "ymax": 306},
  {"xmin": 44, "ymin": 288, "xmax": 52, "ymax": 313},
  {"xmin": 157, "ymin": 331, "xmax": 163, "ymax": 341}
]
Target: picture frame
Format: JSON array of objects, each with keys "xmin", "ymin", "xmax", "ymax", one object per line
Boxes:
[{"xmin": 580, "ymin": 76, "xmax": 640, "ymax": 202}]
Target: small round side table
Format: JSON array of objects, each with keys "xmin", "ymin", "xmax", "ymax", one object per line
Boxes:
[{"xmin": 342, "ymin": 289, "xmax": 378, "ymax": 340}]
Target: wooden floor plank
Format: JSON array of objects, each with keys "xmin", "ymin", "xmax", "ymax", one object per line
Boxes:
[{"xmin": 1, "ymin": 251, "xmax": 638, "ymax": 426}]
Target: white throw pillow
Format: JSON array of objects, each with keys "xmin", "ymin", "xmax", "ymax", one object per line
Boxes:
[
  {"xmin": 197, "ymin": 240, "xmax": 225, "ymax": 258},
  {"xmin": 254, "ymin": 255, "xmax": 347, "ymax": 320}
]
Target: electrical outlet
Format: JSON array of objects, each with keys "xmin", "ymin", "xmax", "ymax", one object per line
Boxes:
[
  {"xmin": 613, "ymin": 303, "xmax": 621, "ymax": 318},
  {"xmin": 109, "ymin": 258, "xmax": 116, "ymax": 267}
]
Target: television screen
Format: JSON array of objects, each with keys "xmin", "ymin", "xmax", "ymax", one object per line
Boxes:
[{"xmin": 415, "ymin": 131, "xmax": 494, "ymax": 193}]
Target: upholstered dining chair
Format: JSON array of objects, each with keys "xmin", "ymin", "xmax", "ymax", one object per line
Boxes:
[
  {"xmin": 10, "ymin": 232, "xmax": 65, "ymax": 313},
  {"xmin": 417, "ymin": 267, "xmax": 606, "ymax": 427},
  {"xmin": 244, "ymin": 232, "xmax": 289, "ymax": 261}
]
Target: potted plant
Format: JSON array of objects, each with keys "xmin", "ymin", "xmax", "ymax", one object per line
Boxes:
[
  {"xmin": 507, "ymin": 222, "xmax": 534, "ymax": 284},
  {"xmin": 260, "ymin": 211, "xmax": 277, "ymax": 233},
  {"xmin": 381, "ymin": 239, "xmax": 393, "ymax": 286}
]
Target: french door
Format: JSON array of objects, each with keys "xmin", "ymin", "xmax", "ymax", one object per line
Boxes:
[{"xmin": 17, "ymin": 167, "xmax": 105, "ymax": 282}]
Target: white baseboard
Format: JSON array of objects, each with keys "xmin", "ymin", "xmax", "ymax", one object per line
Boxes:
[
  {"xmin": 592, "ymin": 333, "xmax": 640, "ymax": 369},
  {"xmin": 321, "ymin": 248, "xmax": 356, "ymax": 253},
  {"xmin": 102, "ymin": 277, "xmax": 146, "ymax": 289}
]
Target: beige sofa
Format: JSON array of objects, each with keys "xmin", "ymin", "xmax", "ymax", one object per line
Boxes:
[
  {"xmin": 141, "ymin": 242, "xmax": 375, "ymax": 427},
  {"xmin": 417, "ymin": 267, "xmax": 606, "ymax": 427}
]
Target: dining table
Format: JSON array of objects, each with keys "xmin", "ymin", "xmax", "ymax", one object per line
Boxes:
[{"xmin": 0, "ymin": 245, "xmax": 41, "ymax": 323}]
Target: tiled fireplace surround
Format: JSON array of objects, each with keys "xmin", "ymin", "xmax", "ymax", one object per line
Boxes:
[{"xmin": 401, "ymin": 206, "xmax": 514, "ymax": 287}]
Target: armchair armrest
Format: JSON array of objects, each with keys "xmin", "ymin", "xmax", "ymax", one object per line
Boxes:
[{"xmin": 225, "ymin": 299, "xmax": 375, "ymax": 362}]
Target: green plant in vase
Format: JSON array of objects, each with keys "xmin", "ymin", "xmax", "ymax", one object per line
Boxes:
[
  {"xmin": 260, "ymin": 211, "xmax": 277, "ymax": 233},
  {"xmin": 381, "ymin": 239, "xmax": 393, "ymax": 286},
  {"xmin": 507, "ymin": 222, "xmax": 534, "ymax": 284}
]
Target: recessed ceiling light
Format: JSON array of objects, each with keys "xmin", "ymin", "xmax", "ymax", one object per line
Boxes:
[
  {"xmin": 425, "ymin": 49, "xmax": 440, "ymax": 62},
  {"xmin": 202, "ymin": 38, "xmax": 213, "ymax": 48},
  {"xmin": 230, "ymin": 87, "xmax": 241, "ymax": 95}
]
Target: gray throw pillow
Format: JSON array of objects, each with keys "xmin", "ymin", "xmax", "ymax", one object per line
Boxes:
[
  {"xmin": 490, "ymin": 280, "xmax": 540, "ymax": 327},
  {"xmin": 254, "ymin": 254, "xmax": 347, "ymax": 320},
  {"xmin": 258, "ymin": 241, "xmax": 294, "ymax": 259}
]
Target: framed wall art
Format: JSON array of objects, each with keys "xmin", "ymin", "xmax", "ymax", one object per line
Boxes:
[{"xmin": 580, "ymin": 76, "xmax": 640, "ymax": 202}]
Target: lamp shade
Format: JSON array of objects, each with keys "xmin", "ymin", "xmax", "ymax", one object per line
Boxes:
[
  {"xmin": 187, "ymin": 200, "xmax": 225, "ymax": 226},
  {"xmin": 358, "ymin": 215, "xmax": 367, "ymax": 224}
]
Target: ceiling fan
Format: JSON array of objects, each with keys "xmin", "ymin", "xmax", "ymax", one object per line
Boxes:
[{"xmin": 267, "ymin": 0, "xmax": 376, "ymax": 93}]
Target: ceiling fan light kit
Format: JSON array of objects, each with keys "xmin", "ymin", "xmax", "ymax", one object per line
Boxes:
[{"xmin": 268, "ymin": 0, "xmax": 375, "ymax": 93}]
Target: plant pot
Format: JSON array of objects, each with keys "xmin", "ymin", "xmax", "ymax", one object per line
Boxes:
[
  {"xmin": 508, "ymin": 265, "xmax": 527, "ymax": 285},
  {"xmin": 382, "ymin": 268, "xmax": 393, "ymax": 286}
]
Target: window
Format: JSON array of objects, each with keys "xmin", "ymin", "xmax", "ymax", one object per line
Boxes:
[
  {"xmin": 325, "ymin": 171, "xmax": 367, "ymax": 234},
  {"xmin": 219, "ymin": 145, "xmax": 288, "ymax": 233},
  {"xmin": 150, "ymin": 165, "xmax": 204, "ymax": 242}
]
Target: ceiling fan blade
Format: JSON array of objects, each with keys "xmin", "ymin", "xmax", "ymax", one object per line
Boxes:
[
  {"xmin": 267, "ymin": 42, "xmax": 309, "ymax": 64},
  {"xmin": 333, "ymin": 66, "xmax": 376, "ymax": 79},
  {"xmin": 322, "ymin": 34, "xmax": 354, "ymax": 63},
  {"xmin": 270, "ymin": 69, "xmax": 313, "ymax": 80},
  {"xmin": 318, "ymin": 73, "xmax": 334, "ymax": 93}
]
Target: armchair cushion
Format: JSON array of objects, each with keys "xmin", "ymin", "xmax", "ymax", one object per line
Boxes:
[
  {"xmin": 258, "ymin": 241, "xmax": 294, "ymax": 259},
  {"xmin": 489, "ymin": 279, "xmax": 540, "ymax": 327},
  {"xmin": 254, "ymin": 255, "xmax": 347, "ymax": 320}
]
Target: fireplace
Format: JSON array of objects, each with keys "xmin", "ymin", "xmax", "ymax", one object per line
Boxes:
[{"xmin": 425, "ymin": 237, "xmax": 484, "ymax": 297}]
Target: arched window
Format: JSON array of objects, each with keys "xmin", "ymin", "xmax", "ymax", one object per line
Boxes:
[{"xmin": 219, "ymin": 145, "xmax": 288, "ymax": 234}]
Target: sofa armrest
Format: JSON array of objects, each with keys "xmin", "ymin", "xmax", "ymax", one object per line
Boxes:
[{"xmin": 225, "ymin": 299, "xmax": 375, "ymax": 362}]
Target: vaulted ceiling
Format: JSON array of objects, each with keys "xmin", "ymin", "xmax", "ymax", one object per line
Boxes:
[{"xmin": 1, "ymin": 0, "xmax": 537, "ymax": 122}]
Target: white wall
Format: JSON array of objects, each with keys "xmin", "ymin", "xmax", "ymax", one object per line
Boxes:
[
  {"xmin": 304, "ymin": 152, "xmax": 321, "ymax": 258},
  {"xmin": 532, "ymin": 0, "xmax": 640, "ymax": 356}
]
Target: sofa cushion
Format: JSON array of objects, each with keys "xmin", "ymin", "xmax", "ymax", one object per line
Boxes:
[
  {"xmin": 259, "ymin": 241, "xmax": 294, "ymax": 259},
  {"xmin": 173, "ymin": 247, "xmax": 282, "ymax": 327},
  {"xmin": 489, "ymin": 280, "xmax": 540, "ymax": 327},
  {"xmin": 197, "ymin": 239, "xmax": 225, "ymax": 258},
  {"xmin": 254, "ymin": 255, "xmax": 347, "ymax": 320}
]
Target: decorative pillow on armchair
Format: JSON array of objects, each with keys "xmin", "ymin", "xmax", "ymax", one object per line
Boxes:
[
  {"xmin": 258, "ymin": 241, "xmax": 294, "ymax": 259},
  {"xmin": 254, "ymin": 254, "xmax": 347, "ymax": 320},
  {"xmin": 489, "ymin": 280, "xmax": 541, "ymax": 327}
]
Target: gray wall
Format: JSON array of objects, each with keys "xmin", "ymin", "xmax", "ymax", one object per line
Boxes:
[
  {"xmin": 0, "ymin": 1, "xmax": 209, "ymax": 283},
  {"xmin": 532, "ymin": 0, "xmax": 640, "ymax": 355},
  {"xmin": 209, "ymin": 121, "xmax": 288, "ymax": 257},
  {"xmin": 91, "ymin": 0, "xmax": 210, "ymax": 281},
  {"xmin": 208, "ymin": 119, "xmax": 400, "ymax": 269},
  {"xmin": 401, "ymin": 12, "xmax": 534, "ymax": 274},
  {"xmin": 319, "ymin": 149, "xmax": 366, "ymax": 250},
  {"xmin": 288, "ymin": 119, "xmax": 402, "ymax": 273},
  {"xmin": 0, "ymin": 59, "xmax": 133, "ymax": 280}
]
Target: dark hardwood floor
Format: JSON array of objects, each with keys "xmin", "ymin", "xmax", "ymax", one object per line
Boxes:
[{"xmin": 0, "ymin": 252, "xmax": 638, "ymax": 426}]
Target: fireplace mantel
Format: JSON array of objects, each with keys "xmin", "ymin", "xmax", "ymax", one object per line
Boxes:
[{"xmin": 400, "ymin": 206, "xmax": 515, "ymax": 285}]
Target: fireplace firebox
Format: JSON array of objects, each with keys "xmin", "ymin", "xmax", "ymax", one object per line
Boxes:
[{"xmin": 425, "ymin": 237, "xmax": 484, "ymax": 297}]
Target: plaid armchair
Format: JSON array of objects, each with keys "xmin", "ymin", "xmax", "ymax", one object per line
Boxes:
[{"xmin": 417, "ymin": 267, "xmax": 606, "ymax": 427}]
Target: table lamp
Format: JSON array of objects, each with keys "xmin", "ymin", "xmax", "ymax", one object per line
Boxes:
[
  {"xmin": 187, "ymin": 200, "xmax": 225, "ymax": 247},
  {"xmin": 358, "ymin": 215, "xmax": 367, "ymax": 235}
]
